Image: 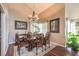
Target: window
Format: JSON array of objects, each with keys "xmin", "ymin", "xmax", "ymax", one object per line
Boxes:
[
  {"xmin": 68, "ymin": 19, "xmax": 79, "ymax": 35},
  {"xmin": 30, "ymin": 22, "xmax": 40, "ymax": 33},
  {"xmin": 30, "ymin": 22, "xmax": 48, "ymax": 34},
  {"xmin": 75, "ymin": 20, "xmax": 79, "ymax": 35}
]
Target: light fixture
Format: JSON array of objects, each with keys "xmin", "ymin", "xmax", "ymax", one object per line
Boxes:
[{"xmin": 28, "ymin": 4, "xmax": 39, "ymax": 22}]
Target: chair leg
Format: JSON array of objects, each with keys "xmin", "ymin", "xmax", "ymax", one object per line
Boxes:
[
  {"xmin": 49, "ymin": 42, "xmax": 50, "ymax": 48},
  {"xmin": 45, "ymin": 44, "xmax": 47, "ymax": 51},
  {"xmin": 36, "ymin": 47, "xmax": 38, "ymax": 55},
  {"xmin": 18, "ymin": 49, "xmax": 20, "ymax": 56},
  {"xmin": 36, "ymin": 42, "xmax": 38, "ymax": 56},
  {"xmin": 42, "ymin": 45, "xmax": 43, "ymax": 52},
  {"xmin": 18, "ymin": 46, "xmax": 20, "ymax": 56}
]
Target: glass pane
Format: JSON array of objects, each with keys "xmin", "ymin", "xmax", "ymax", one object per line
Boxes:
[
  {"xmin": 30, "ymin": 22, "xmax": 48, "ymax": 35},
  {"xmin": 75, "ymin": 21, "xmax": 79, "ymax": 35}
]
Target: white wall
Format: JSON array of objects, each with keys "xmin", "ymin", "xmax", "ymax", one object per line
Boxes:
[
  {"xmin": 66, "ymin": 3, "xmax": 79, "ymax": 19},
  {"xmin": 65, "ymin": 3, "xmax": 79, "ymax": 33},
  {"xmin": 1, "ymin": 4, "xmax": 29, "ymax": 55},
  {"xmin": 69, "ymin": 4, "xmax": 79, "ymax": 18},
  {"xmin": 7, "ymin": 10, "xmax": 30, "ymax": 44}
]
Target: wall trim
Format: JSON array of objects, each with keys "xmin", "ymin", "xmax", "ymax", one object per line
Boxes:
[{"xmin": 51, "ymin": 41, "xmax": 66, "ymax": 47}]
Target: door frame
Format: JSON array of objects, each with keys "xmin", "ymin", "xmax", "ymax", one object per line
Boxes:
[{"xmin": 0, "ymin": 4, "xmax": 8, "ymax": 56}]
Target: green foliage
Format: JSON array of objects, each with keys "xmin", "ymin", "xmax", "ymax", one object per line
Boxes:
[{"xmin": 67, "ymin": 32, "xmax": 79, "ymax": 51}]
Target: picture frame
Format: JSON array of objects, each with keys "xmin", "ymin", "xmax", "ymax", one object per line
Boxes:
[
  {"xmin": 50, "ymin": 18, "xmax": 60, "ymax": 33},
  {"xmin": 15, "ymin": 21, "xmax": 27, "ymax": 30}
]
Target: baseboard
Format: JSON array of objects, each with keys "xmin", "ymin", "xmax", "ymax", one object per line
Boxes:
[
  {"xmin": 5, "ymin": 45, "xmax": 9, "ymax": 56},
  {"xmin": 50, "ymin": 42, "xmax": 66, "ymax": 47}
]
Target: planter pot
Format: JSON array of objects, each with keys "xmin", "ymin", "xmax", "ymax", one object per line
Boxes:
[
  {"xmin": 67, "ymin": 47, "xmax": 79, "ymax": 52},
  {"xmin": 67, "ymin": 48, "xmax": 72, "ymax": 53}
]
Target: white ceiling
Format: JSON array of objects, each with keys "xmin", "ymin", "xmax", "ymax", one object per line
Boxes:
[
  {"xmin": 66, "ymin": 3, "xmax": 79, "ymax": 19},
  {"xmin": 26, "ymin": 3, "xmax": 54, "ymax": 14},
  {"xmin": 4, "ymin": 3, "xmax": 54, "ymax": 16},
  {"xmin": 3, "ymin": 3, "xmax": 64, "ymax": 20}
]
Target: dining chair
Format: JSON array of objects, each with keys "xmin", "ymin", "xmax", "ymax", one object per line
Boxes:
[
  {"xmin": 44, "ymin": 32, "xmax": 50, "ymax": 50},
  {"xmin": 15, "ymin": 33, "xmax": 28, "ymax": 56},
  {"xmin": 26, "ymin": 32, "xmax": 33, "ymax": 51},
  {"xmin": 33, "ymin": 34, "xmax": 44, "ymax": 55},
  {"xmin": 27, "ymin": 32, "xmax": 32, "ymax": 38}
]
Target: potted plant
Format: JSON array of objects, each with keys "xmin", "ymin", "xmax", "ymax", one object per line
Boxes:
[{"xmin": 67, "ymin": 32, "xmax": 79, "ymax": 51}]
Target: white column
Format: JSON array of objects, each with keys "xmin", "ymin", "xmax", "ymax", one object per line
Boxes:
[{"xmin": 1, "ymin": 13, "xmax": 7, "ymax": 55}]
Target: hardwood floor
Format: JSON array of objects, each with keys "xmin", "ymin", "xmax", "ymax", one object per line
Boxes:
[
  {"xmin": 44, "ymin": 46, "xmax": 67, "ymax": 56},
  {"xmin": 44, "ymin": 46, "xmax": 79, "ymax": 56},
  {"xmin": 6, "ymin": 44, "xmax": 67, "ymax": 56},
  {"xmin": 6, "ymin": 44, "xmax": 79, "ymax": 56},
  {"xmin": 6, "ymin": 44, "xmax": 14, "ymax": 56}
]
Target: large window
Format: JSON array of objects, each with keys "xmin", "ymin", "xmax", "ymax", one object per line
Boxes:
[
  {"xmin": 30, "ymin": 22, "xmax": 48, "ymax": 34},
  {"xmin": 31, "ymin": 22, "xmax": 40, "ymax": 33},
  {"xmin": 75, "ymin": 20, "xmax": 79, "ymax": 35},
  {"xmin": 67, "ymin": 19, "xmax": 79, "ymax": 35},
  {"xmin": 71, "ymin": 19, "xmax": 79, "ymax": 35}
]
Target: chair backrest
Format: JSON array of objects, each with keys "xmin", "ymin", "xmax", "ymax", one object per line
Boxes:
[
  {"xmin": 45, "ymin": 32, "xmax": 50, "ymax": 43},
  {"xmin": 33, "ymin": 32, "xmax": 38, "ymax": 36},
  {"xmin": 27, "ymin": 32, "xmax": 32, "ymax": 38},
  {"xmin": 15, "ymin": 33, "xmax": 20, "ymax": 44},
  {"xmin": 38, "ymin": 33, "xmax": 44, "ymax": 43},
  {"xmin": 46, "ymin": 32, "xmax": 50, "ymax": 39}
]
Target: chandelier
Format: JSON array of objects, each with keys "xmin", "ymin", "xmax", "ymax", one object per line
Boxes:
[{"xmin": 28, "ymin": 4, "xmax": 39, "ymax": 22}]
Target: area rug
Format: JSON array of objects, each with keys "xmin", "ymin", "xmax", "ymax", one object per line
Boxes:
[{"xmin": 14, "ymin": 42, "xmax": 56, "ymax": 56}]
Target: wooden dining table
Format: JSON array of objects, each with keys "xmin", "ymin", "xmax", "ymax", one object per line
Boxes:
[
  {"xmin": 17, "ymin": 33, "xmax": 45, "ymax": 52},
  {"xmin": 27, "ymin": 37, "xmax": 36, "ymax": 51}
]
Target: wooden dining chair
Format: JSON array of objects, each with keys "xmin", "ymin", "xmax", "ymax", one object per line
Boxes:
[
  {"xmin": 44, "ymin": 32, "xmax": 50, "ymax": 50},
  {"xmin": 26, "ymin": 32, "xmax": 33, "ymax": 51},
  {"xmin": 15, "ymin": 33, "xmax": 28, "ymax": 56},
  {"xmin": 33, "ymin": 34, "xmax": 44, "ymax": 55},
  {"xmin": 27, "ymin": 32, "xmax": 32, "ymax": 38},
  {"xmin": 15, "ymin": 33, "xmax": 21, "ymax": 55}
]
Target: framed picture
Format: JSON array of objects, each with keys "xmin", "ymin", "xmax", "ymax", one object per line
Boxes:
[
  {"xmin": 15, "ymin": 21, "xmax": 27, "ymax": 30},
  {"xmin": 50, "ymin": 18, "xmax": 60, "ymax": 33}
]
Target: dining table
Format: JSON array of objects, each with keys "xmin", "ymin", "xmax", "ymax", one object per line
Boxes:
[{"xmin": 26, "ymin": 36, "xmax": 36, "ymax": 51}]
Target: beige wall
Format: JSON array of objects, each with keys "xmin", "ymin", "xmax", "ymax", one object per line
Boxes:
[{"xmin": 49, "ymin": 7, "xmax": 66, "ymax": 47}]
